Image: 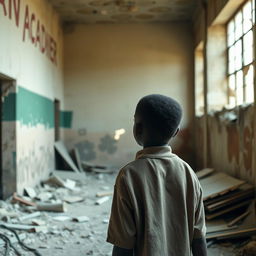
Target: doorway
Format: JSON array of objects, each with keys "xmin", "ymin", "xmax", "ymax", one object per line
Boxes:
[{"xmin": 0, "ymin": 74, "xmax": 17, "ymax": 199}]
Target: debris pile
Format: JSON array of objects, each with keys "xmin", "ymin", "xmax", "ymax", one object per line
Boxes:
[
  {"xmin": 196, "ymin": 168, "xmax": 256, "ymax": 241},
  {"xmin": 0, "ymin": 169, "xmax": 114, "ymax": 255},
  {"xmin": 55, "ymin": 140, "xmax": 116, "ymax": 174}
]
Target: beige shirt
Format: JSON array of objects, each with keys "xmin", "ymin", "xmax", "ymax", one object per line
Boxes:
[{"xmin": 107, "ymin": 146, "xmax": 206, "ymax": 256}]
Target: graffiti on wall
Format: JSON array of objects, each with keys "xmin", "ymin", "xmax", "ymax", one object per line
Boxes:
[{"xmin": 0, "ymin": 0, "xmax": 58, "ymax": 65}]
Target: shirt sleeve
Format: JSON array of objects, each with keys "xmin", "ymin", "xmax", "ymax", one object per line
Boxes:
[
  {"xmin": 107, "ymin": 172, "xmax": 136, "ymax": 249},
  {"xmin": 193, "ymin": 186, "xmax": 206, "ymax": 239}
]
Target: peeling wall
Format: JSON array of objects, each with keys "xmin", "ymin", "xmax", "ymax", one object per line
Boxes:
[
  {"xmin": 196, "ymin": 105, "xmax": 255, "ymax": 185},
  {"xmin": 64, "ymin": 23, "xmax": 195, "ymax": 168},
  {"xmin": 0, "ymin": 0, "xmax": 64, "ymax": 196}
]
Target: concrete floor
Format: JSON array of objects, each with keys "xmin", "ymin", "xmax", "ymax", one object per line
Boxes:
[{"xmin": 9, "ymin": 172, "xmax": 246, "ymax": 256}]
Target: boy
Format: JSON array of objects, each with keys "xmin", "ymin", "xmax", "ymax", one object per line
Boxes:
[{"xmin": 107, "ymin": 94, "xmax": 207, "ymax": 256}]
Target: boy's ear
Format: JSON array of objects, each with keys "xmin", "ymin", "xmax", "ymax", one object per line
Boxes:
[
  {"xmin": 172, "ymin": 128, "xmax": 180, "ymax": 137},
  {"xmin": 136, "ymin": 122, "xmax": 143, "ymax": 135}
]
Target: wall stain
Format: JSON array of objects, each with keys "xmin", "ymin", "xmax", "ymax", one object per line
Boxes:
[
  {"xmin": 75, "ymin": 140, "xmax": 96, "ymax": 161},
  {"xmin": 18, "ymin": 145, "xmax": 53, "ymax": 185},
  {"xmin": 98, "ymin": 134, "xmax": 117, "ymax": 154},
  {"xmin": 243, "ymin": 125, "xmax": 252, "ymax": 174},
  {"xmin": 226, "ymin": 124, "xmax": 239, "ymax": 165}
]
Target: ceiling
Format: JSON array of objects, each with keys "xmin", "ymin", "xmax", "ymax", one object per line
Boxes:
[{"xmin": 48, "ymin": 0, "xmax": 199, "ymax": 24}]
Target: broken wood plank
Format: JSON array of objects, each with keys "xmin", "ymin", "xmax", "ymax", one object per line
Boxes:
[
  {"xmin": 19, "ymin": 212, "xmax": 41, "ymax": 221},
  {"xmin": 206, "ymin": 185, "xmax": 254, "ymax": 212},
  {"xmin": 12, "ymin": 193, "xmax": 36, "ymax": 206},
  {"xmin": 96, "ymin": 191, "xmax": 113, "ymax": 197},
  {"xmin": 206, "ymin": 224, "xmax": 238, "ymax": 234},
  {"xmin": 206, "ymin": 199, "xmax": 252, "ymax": 220},
  {"xmin": 204, "ymin": 183, "xmax": 254, "ymax": 207},
  {"xmin": 55, "ymin": 141, "xmax": 80, "ymax": 173},
  {"xmin": 227, "ymin": 210, "xmax": 251, "ymax": 227},
  {"xmin": 200, "ymin": 172, "xmax": 246, "ymax": 201},
  {"xmin": 37, "ymin": 202, "xmax": 67, "ymax": 213},
  {"xmin": 206, "ymin": 226, "xmax": 256, "ymax": 240},
  {"xmin": 95, "ymin": 196, "xmax": 110, "ymax": 205},
  {"xmin": 0, "ymin": 223, "xmax": 36, "ymax": 231},
  {"xmin": 196, "ymin": 168, "xmax": 215, "ymax": 179},
  {"xmin": 52, "ymin": 216, "xmax": 71, "ymax": 222}
]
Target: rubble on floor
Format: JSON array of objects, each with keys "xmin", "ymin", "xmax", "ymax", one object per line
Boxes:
[
  {"xmin": 0, "ymin": 171, "xmax": 115, "ymax": 255},
  {"xmin": 197, "ymin": 168, "xmax": 256, "ymax": 242}
]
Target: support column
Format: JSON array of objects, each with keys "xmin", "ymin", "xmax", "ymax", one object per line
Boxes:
[{"xmin": 202, "ymin": 0, "xmax": 209, "ymax": 168}]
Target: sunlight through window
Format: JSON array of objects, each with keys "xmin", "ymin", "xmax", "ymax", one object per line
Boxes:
[{"xmin": 227, "ymin": 0, "xmax": 255, "ymax": 107}]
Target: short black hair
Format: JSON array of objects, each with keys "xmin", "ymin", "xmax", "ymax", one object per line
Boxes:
[{"xmin": 135, "ymin": 94, "xmax": 182, "ymax": 141}]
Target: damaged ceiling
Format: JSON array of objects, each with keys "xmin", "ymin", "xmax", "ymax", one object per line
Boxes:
[{"xmin": 48, "ymin": 0, "xmax": 199, "ymax": 24}]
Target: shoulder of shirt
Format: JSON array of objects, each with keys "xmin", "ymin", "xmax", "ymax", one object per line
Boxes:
[{"xmin": 117, "ymin": 153, "xmax": 196, "ymax": 178}]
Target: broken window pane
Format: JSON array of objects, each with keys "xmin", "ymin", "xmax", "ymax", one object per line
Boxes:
[
  {"xmin": 235, "ymin": 12, "xmax": 243, "ymax": 40},
  {"xmin": 243, "ymin": 1, "xmax": 252, "ymax": 33}
]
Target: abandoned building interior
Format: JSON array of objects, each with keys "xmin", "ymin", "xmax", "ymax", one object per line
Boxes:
[{"xmin": 0, "ymin": 0, "xmax": 256, "ymax": 255}]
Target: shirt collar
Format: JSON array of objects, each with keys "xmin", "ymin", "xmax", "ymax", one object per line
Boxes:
[{"xmin": 135, "ymin": 146, "xmax": 173, "ymax": 160}]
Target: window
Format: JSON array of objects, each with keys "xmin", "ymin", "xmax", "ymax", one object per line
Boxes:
[{"xmin": 227, "ymin": 0, "xmax": 255, "ymax": 107}]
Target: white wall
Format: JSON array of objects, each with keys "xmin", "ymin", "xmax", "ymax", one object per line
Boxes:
[
  {"xmin": 0, "ymin": 0, "xmax": 64, "ymax": 195},
  {"xmin": 64, "ymin": 23, "xmax": 194, "ymax": 167}
]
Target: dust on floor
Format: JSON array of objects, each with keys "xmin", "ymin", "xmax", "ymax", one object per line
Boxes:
[{"xmin": 0, "ymin": 172, "xmax": 251, "ymax": 255}]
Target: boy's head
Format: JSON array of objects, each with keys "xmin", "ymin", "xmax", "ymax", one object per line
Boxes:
[{"xmin": 133, "ymin": 94, "xmax": 182, "ymax": 147}]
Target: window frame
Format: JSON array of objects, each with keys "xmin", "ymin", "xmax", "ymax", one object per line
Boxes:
[{"xmin": 226, "ymin": 0, "xmax": 255, "ymax": 107}]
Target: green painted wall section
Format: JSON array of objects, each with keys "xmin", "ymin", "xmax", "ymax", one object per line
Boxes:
[
  {"xmin": 2, "ymin": 93, "xmax": 16, "ymax": 121},
  {"xmin": 17, "ymin": 87, "xmax": 54, "ymax": 128},
  {"xmin": 2, "ymin": 87, "xmax": 73, "ymax": 129},
  {"xmin": 3, "ymin": 87, "xmax": 54, "ymax": 128},
  {"xmin": 60, "ymin": 111, "xmax": 73, "ymax": 128}
]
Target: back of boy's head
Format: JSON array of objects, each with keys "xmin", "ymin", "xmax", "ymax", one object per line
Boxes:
[{"xmin": 135, "ymin": 94, "xmax": 182, "ymax": 142}]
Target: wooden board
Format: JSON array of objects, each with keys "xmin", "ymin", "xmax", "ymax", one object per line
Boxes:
[
  {"xmin": 54, "ymin": 141, "xmax": 80, "ymax": 173},
  {"xmin": 206, "ymin": 224, "xmax": 238, "ymax": 234},
  {"xmin": 204, "ymin": 183, "xmax": 253, "ymax": 206},
  {"xmin": 205, "ymin": 199, "xmax": 252, "ymax": 220},
  {"xmin": 206, "ymin": 226, "xmax": 256, "ymax": 240},
  {"xmin": 200, "ymin": 172, "xmax": 245, "ymax": 201},
  {"xmin": 196, "ymin": 168, "xmax": 215, "ymax": 179},
  {"xmin": 206, "ymin": 184, "xmax": 254, "ymax": 212},
  {"xmin": 206, "ymin": 200, "xmax": 256, "ymax": 240}
]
